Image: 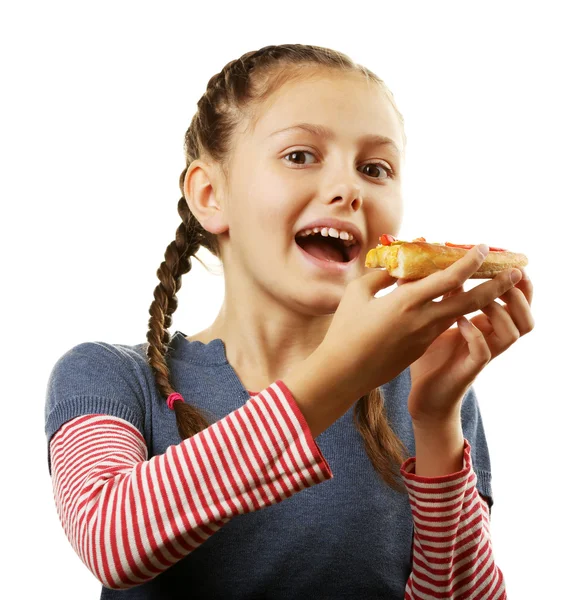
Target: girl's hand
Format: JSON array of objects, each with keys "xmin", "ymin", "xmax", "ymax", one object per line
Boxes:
[
  {"xmin": 404, "ymin": 266, "xmax": 535, "ymax": 424},
  {"xmin": 317, "ymin": 244, "xmax": 523, "ymax": 409}
]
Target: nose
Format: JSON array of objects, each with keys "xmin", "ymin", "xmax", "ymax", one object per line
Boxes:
[{"xmin": 328, "ymin": 180, "xmax": 363, "ymax": 211}]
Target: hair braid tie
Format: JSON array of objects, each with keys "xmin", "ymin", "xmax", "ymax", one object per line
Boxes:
[{"xmin": 167, "ymin": 392, "xmax": 185, "ymax": 410}]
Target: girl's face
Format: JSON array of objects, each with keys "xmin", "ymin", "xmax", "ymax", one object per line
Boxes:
[{"xmin": 219, "ymin": 71, "xmax": 405, "ymax": 315}]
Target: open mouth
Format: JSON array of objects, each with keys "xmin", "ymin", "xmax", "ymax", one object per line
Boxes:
[{"xmin": 295, "ymin": 233, "xmax": 361, "ymax": 263}]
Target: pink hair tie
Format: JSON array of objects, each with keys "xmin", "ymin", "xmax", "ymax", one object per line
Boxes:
[{"xmin": 167, "ymin": 392, "xmax": 185, "ymax": 410}]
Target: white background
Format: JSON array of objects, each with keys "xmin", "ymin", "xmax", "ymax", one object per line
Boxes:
[{"xmin": 1, "ymin": 1, "xmax": 580, "ymax": 597}]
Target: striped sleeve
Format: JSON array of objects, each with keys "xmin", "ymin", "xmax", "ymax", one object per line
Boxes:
[
  {"xmin": 49, "ymin": 380, "xmax": 333, "ymax": 590},
  {"xmin": 401, "ymin": 438, "xmax": 507, "ymax": 599}
]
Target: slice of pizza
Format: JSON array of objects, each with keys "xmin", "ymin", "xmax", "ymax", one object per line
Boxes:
[{"xmin": 365, "ymin": 235, "xmax": 528, "ymax": 280}]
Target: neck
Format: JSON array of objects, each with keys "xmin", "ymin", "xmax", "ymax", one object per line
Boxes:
[{"xmin": 195, "ymin": 301, "xmax": 333, "ymax": 393}]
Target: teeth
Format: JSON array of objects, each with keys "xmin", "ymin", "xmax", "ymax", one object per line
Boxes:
[{"xmin": 297, "ymin": 226, "xmax": 357, "ymax": 246}]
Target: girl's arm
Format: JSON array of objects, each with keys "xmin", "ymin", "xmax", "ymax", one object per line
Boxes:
[
  {"xmin": 49, "ymin": 381, "xmax": 332, "ymax": 590},
  {"xmin": 401, "ymin": 439, "xmax": 507, "ymax": 599}
]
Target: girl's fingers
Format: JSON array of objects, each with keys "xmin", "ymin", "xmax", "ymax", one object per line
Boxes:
[
  {"xmin": 514, "ymin": 267, "xmax": 534, "ymax": 305},
  {"xmin": 436, "ymin": 268, "xmax": 519, "ymax": 322},
  {"xmin": 448, "ymin": 266, "xmax": 534, "ymax": 368},
  {"xmin": 468, "ymin": 313, "xmax": 494, "ymax": 338},
  {"xmin": 480, "ymin": 300, "xmax": 521, "ymax": 355},
  {"xmin": 497, "ymin": 286, "xmax": 535, "ymax": 334},
  {"xmin": 464, "ymin": 284, "xmax": 534, "ymax": 358},
  {"xmin": 441, "ymin": 284, "xmax": 464, "ymax": 301},
  {"xmin": 457, "ymin": 316, "xmax": 491, "ymax": 366}
]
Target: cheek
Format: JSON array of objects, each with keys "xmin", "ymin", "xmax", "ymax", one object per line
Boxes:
[
  {"xmin": 255, "ymin": 187, "xmax": 301, "ymax": 232},
  {"xmin": 261, "ymin": 202, "xmax": 287, "ymax": 226},
  {"xmin": 235, "ymin": 201, "xmax": 293, "ymax": 258}
]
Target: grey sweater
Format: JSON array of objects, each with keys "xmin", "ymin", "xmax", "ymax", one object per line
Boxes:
[{"xmin": 45, "ymin": 330, "xmax": 494, "ymax": 599}]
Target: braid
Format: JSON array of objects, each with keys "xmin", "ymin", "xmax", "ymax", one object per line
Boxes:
[{"xmin": 146, "ymin": 187, "xmax": 215, "ymax": 439}]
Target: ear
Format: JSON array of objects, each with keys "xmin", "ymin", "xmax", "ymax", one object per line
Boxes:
[{"xmin": 183, "ymin": 159, "xmax": 229, "ymax": 235}]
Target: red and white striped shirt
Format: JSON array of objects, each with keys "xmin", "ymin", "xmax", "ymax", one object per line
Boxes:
[{"xmin": 49, "ymin": 380, "xmax": 506, "ymax": 598}]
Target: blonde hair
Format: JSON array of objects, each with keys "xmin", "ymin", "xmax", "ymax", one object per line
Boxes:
[{"xmin": 146, "ymin": 44, "xmax": 409, "ymax": 492}]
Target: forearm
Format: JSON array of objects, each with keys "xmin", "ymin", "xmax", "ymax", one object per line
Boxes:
[
  {"xmin": 284, "ymin": 350, "xmax": 360, "ymax": 438},
  {"xmin": 412, "ymin": 417, "xmax": 465, "ymax": 477}
]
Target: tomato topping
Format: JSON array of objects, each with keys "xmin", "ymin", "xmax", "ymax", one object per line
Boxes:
[
  {"xmin": 379, "ymin": 236, "xmax": 507, "ymax": 252},
  {"xmin": 379, "ymin": 234, "xmax": 396, "ymax": 245},
  {"xmin": 445, "ymin": 242, "xmax": 473, "ymax": 249},
  {"xmin": 445, "ymin": 242, "xmax": 507, "ymax": 252}
]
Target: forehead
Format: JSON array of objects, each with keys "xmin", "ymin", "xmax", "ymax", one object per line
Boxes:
[{"xmin": 249, "ymin": 72, "xmax": 403, "ymax": 152}]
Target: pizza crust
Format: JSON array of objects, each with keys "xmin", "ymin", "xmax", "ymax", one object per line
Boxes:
[{"xmin": 365, "ymin": 242, "xmax": 528, "ymax": 279}]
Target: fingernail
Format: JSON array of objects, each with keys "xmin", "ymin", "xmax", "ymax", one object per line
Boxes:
[
  {"xmin": 520, "ymin": 268, "xmax": 529, "ymax": 281},
  {"xmin": 511, "ymin": 269, "xmax": 521, "ymax": 283},
  {"xmin": 477, "ymin": 244, "xmax": 489, "ymax": 258}
]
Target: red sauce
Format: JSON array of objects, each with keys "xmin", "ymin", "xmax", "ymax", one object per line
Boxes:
[
  {"xmin": 445, "ymin": 242, "xmax": 507, "ymax": 252},
  {"xmin": 378, "ymin": 235, "xmax": 506, "ymax": 252}
]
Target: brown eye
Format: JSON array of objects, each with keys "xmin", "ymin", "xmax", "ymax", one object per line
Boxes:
[
  {"xmin": 359, "ymin": 163, "xmax": 393, "ymax": 180},
  {"xmin": 283, "ymin": 150, "xmax": 317, "ymax": 165}
]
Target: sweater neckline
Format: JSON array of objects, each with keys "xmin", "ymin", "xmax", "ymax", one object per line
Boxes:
[
  {"xmin": 170, "ymin": 330, "xmax": 228, "ymax": 365},
  {"xmin": 170, "ymin": 330, "xmax": 256, "ymax": 395}
]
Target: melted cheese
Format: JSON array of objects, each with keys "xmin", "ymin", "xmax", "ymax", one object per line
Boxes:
[{"xmin": 365, "ymin": 244, "xmax": 401, "ymax": 271}]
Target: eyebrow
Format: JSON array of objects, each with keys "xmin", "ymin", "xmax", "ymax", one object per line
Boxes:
[{"xmin": 268, "ymin": 122, "xmax": 401, "ymax": 154}]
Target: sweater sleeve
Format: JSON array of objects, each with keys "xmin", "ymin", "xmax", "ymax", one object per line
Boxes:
[
  {"xmin": 400, "ymin": 439, "xmax": 506, "ymax": 599},
  {"xmin": 49, "ymin": 380, "xmax": 333, "ymax": 590}
]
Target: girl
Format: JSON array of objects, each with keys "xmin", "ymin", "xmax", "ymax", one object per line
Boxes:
[{"xmin": 45, "ymin": 44, "xmax": 533, "ymax": 599}]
